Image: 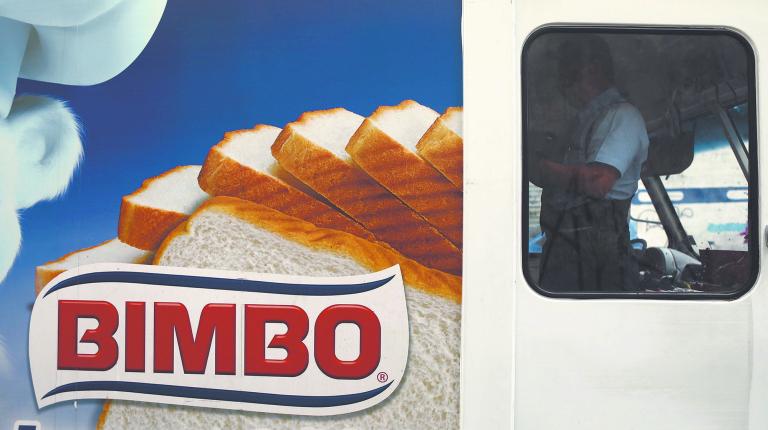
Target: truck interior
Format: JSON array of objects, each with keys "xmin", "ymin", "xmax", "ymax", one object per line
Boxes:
[{"xmin": 524, "ymin": 29, "xmax": 756, "ymax": 295}]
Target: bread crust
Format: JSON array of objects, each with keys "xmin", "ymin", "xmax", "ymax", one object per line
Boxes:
[
  {"xmin": 96, "ymin": 400, "xmax": 111, "ymax": 430},
  {"xmin": 119, "ymin": 197, "xmax": 189, "ymax": 251},
  {"xmin": 199, "ymin": 127, "xmax": 375, "ymax": 241},
  {"xmin": 347, "ymin": 107, "xmax": 463, "ymax": 248},
  {"xmin": 156, "ymin": 196, "xmax": 462, "ymax": 304},
  {"xmin": 272, "ymin": 109, "xmax": 462, "ymax": 275},
  {"xmin": 118, "ymin": 166, "xmax": 206, "ymax": 251},
  {"xmin": 416, "ymin": 107, "xmax": 463, "ymax": 190},
  {"xmin": 35, "ymin": 239, "xmax": 153, "ymax": 295}
]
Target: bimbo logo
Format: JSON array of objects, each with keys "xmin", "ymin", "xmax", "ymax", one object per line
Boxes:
[{"xmin": 30, "ymin": 264, "xmax": 409, "ymax": 415}]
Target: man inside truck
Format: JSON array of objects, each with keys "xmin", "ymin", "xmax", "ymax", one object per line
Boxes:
[{"xmin": 534, "ymin": 35, "xmax": 650, "ymax": 292}]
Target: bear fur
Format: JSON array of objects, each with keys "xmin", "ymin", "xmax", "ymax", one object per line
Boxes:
[{"xmin": 0, "ymin": 96, "xmax": 82, "ymax": 282}]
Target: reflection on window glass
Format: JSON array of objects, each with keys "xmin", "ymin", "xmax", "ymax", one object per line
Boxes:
[
  {"xmin": 524, "ymin": 29, "xmax": 755, "ymax": 296},
  {"xmin": 633, "ymin": 108, "xmax": 749, "ymax": 252}
]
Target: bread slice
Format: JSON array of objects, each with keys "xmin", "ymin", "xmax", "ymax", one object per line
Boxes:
[
  {"xmin": 272, "ymin": 108, "xmax": 462, "ymax": 275},
  {"xmin": 416, "ymin": 107, "xmax": 463, "ymax": 190},
  {"xmin": 35, "ymin": 238, "xmax": 152, "ymax": 295},
  {"xmin": 346, "ymin": 100, "xmax": 463, "ymax": 248},
  {"xmin": 118, "ymin": 165, "xmax": 209, "ymax": 250},
  {"xmin": 156, "ymin": 196, "xmax": 461, "ymax": 300},
  {"xmin": 198, "ymin": 125, "xmax": 374, "ymax": 241},
  {"xmin": 99, "ymin": 196, "xmax": 460, "ymax": 430}
]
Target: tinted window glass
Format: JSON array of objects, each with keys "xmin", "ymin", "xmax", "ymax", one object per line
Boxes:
[{"xmin": 523, "ymin": 28, "xmax": 757, "ymax": 298}]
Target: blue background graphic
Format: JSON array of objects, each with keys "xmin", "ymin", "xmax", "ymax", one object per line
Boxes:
[{"xmin": 0, "ymin": 0, "xmax": 462, "ymax": 428}]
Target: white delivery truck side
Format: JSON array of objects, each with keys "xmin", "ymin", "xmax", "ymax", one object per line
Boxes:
[{"xmin": 463, "ymin": 0, "xmax": 768, "ymax": 429}]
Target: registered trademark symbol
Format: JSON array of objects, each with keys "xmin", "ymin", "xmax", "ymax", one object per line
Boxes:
[{"xmin": 377, "ymin": 372, "xmax": 388, "ymax": 383}]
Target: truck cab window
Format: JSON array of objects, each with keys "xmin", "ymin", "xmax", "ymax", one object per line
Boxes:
[{"xmin": 523, "ymin": 28, "xmax": 757, "ymax": 298}]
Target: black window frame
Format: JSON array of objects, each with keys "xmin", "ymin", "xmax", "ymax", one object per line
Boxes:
[{"xmin": 521, "ymin": 25, "xmax": 759, "ymax": 300}]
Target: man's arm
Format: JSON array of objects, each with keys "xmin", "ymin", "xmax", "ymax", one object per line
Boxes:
[
  {"xmin": 537, "ymin": 104, "xmax": 648, "ymax": 199},
  {"xmin": 537, "ymin": 159, "xmax": 619, "ymax": 199}
]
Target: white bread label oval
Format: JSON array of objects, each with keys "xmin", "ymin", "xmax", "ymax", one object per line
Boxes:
[{"xmin": 29, "ymin": 263, "xmax": 409, "ymax": 415}]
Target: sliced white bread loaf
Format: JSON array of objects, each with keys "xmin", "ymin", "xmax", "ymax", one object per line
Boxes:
[
  {"xmin": 99, "ymin": 196, "xmax": 461, "ymax": 430},
  {"xmin": 118, "ymin": 165, "xmax": 209, "ymax": 251},
  {"xmin": 416, "ymin": 107, "xmax": 463, "ymax": 190},
  {"xmin": 35, "ymin": 238, "xmax": 152, "ymax": 295},
  {"xmin": 198, "ymin": 125, "xmax": 375, "ymax": 241},
  {"xmin": 346, "ymin": 100, "xmax": 463, "ymax": 248},
  {"xmin": 271, "ymin": 108, "xmax": 462, "ymax": 275}
]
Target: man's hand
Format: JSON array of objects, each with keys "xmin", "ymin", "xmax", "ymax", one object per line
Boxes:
[
  {"xmin": 538, "ymin": 159, "xmax": 619, "ymax": 198},
  {"xmin": 528, "ymin": 132, "xmax": 562, "ymax": 188}
]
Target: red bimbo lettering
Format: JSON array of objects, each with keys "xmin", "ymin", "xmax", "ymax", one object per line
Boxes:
[
  {"xmin": 153, "ymin": 302, "xmax": 236, "ymax": 375},
  {"xmin": 56, "ymin": 300, "xmax": 383, "ymax": 378},
  {"xmin": 57, "ymin": 300, "xmax": 119, "ymax": 371},
  {"xmin": 314, "ymin": 305, "xmax": 381, "ymax": 379}
]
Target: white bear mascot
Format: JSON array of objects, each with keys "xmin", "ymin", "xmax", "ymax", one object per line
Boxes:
[{"xmin": 0, "ymin": 0, "xmax": 166, "ymax": 283}]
